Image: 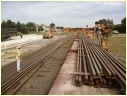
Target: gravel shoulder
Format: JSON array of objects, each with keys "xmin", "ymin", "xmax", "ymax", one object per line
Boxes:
[{"xmin": 1, "ymin": 33, "xmax": 67, "ymax": 67}]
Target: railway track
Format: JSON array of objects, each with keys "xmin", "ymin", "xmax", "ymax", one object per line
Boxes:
[
  {"xmin": 75, "ymin": 32, "xmax": 126, "ymax": 94},
  {"xmin": 1, "ymin": 32, "xmax": 126, "ymax": 95},
  {"xmin": 1, "ymin": 34, "xmax": 76, "ymax": 95}
]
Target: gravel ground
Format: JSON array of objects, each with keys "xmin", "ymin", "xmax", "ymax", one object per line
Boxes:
[
  {"xmin": 14, "ymin": 34, "xmax": 76, "ymax": 95},
  {"xmin": 1, "ymin": 34, "xmax": 67, "ymax": 67}
]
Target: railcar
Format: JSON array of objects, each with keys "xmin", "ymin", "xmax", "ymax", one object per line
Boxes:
[{"xmin": 1, "ymin": 26, "xmax": 17, "ymax": 41}]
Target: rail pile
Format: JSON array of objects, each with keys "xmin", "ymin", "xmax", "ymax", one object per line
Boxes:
[{"xmin": 75, "ymin": 33, "xmax": 126, "ymax": 93}]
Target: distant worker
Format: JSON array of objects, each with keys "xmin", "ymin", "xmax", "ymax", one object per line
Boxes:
[
  {"xmin": 19, "ymin": 32, "xmax": 23, "ymax": 39},
  {"xmin": 95, "ymin": 22, "xmax": 108, "ymax": 47},
  {"xmin": 101, "ymin": 24, "xmax": 108, "ymax": 41},
  {"xmin": 94, "ymin": 22, "xmax": 102, "ymax": 46},
  {"xmin": 16, "ymin": 46, "xmax": 22, "ymax": 72},
  {"xmin": 94, "ymin": 22, "xmax": 98, "ymax": 37}
]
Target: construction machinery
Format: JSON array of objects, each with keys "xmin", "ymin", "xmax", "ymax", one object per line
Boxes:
[{"xmin": 43, "ymin": 31, "xmax": 54, "ymax": 39}]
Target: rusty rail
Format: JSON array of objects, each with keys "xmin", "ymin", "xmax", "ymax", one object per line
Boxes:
[
  {"xmin": 75, "ymin": 32, "xmax": 126, "ymax": 93},
  {"xmin": 1, "ymin": 35, "xmax": 75, "ymax": 94}
]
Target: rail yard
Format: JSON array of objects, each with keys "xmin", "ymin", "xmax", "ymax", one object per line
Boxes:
[{"xmin": 1, "ymin": 31, "xmax": 126, "ymax": 95}]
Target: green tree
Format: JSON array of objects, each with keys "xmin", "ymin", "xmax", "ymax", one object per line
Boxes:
[
  {"xmin": 6, "ymin": 19, "xmax": 16, "ymax": 26},
  {"xmin": 11, "ymin": 22, "xmax": 16, "ymax": 26},
  {"xmin": 21, "ymin": 23, "xmax": 28, "ymax": 34},
  {"xmin": 1, "ymin": 20, "xmax": 7, "ymax": 27},
  {"xmin": 26, "ymin": 22, "xmax": 36, "ymax": 32},
  {"xmin": 7, "ymin": 19, "xmax": 12, "ymax": 26},
  {"xmin": 113, "ymin": 17, "xmax": 126, "ymax": 33},
  {"xmin": 113, "ymin": 24, "xmax": 121, "ymax": 32},
  {"xmin": 121, "ymin": 17, "xmax": 126, "ymax": 33},
  {"xmin": 17, "ymin": 21, "xmax": 22, "ymax": 32},
  {"xmin": 50, "ymin": 23, "xmax": 55, "ymax": 32},
  {"xmin": 38, "ymin": 26, "xmax": 43, "ymax": 32},
  {"xmin": 56, "ymin": 26, "xmax": 64, "ymax": 29},
  {"xmin": 98, "ymin": 18, "xmax": 114, "ymax": 29},
  {"xmin": 50, "ymin": 23, "xmax": 55, "ymax": 28}
]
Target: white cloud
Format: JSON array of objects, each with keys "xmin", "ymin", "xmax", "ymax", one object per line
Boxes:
[{"xmin": 1, "ymin": 1, "xmax": 126, "ymax": 27}]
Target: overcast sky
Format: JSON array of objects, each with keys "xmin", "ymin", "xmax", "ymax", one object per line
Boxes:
[{"xmin": 1, "ymin": 1, "xmax": 126, "ymax": 28}]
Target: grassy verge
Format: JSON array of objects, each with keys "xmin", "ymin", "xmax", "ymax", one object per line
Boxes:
[{"xmin": 94, "ymin": 34, "xmax": 126, "ymax": 64}]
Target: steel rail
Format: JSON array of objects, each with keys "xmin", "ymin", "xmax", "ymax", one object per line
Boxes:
[
  {"xmin": 75, "ymin": 32, "xmax": 126, "ymax": 93},
  {"xmin": 2, "ymin": 35, "xmax": 75, "ymax": 94}
]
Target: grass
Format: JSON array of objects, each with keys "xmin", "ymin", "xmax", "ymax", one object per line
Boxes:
[{"xmin": 94, "ymin": 34, "xmax": 126, "ymax": 63}]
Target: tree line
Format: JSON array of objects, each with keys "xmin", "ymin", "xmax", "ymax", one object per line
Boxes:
[
  {"xmin": 1, "ymin": 17, "xmax": 126, "ymax": 34},
  {"xmin": 97, "ymin": 17, "xmax": 126, "ymax": 33},
  {"xmin": 1, "ymin": 20, "xmax": 44, "ymax": 34}
]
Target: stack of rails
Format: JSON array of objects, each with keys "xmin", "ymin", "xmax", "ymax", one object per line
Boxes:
[{"xmin": 75, "ymin": 32, "xmax": 126, "ymax": 93}]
